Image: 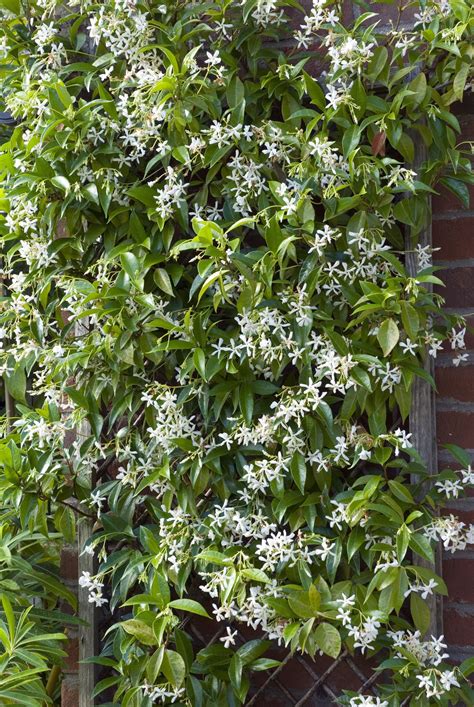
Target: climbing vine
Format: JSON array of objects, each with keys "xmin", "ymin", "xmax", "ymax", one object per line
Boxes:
[{"xmin": 0, "ymin": 0, "xmax": 473, "ymax": 704}]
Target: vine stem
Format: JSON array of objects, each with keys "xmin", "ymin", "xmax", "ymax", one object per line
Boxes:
[{"xmin": 44, "ymin": 663, "xmax": 61, "ymax": 702}]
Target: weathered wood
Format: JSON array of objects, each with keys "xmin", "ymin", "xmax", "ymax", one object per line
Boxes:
[
  {"xmin": 78, "ymin": 507, "xmax": 96, "ymax": 707},
  {"xmin": 75, "ymin": 320, "xmax": 96, "ymax": 706},
  {"xmin": 405, "ymin": 142, "xmax": 443, "ymax": 639},
  {"xmin": 0, "ymin": 270, "xmax": 14, "ymax": 433}
]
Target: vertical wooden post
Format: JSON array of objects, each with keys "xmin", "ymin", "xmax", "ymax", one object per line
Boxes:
[
  {"xmin": 1, "ymin": 269, "xmax": 14, "ymax": 433},
  {"xmin": 75, "ymin": 321, "xmax": 96, "ymax": 706},
  {"xmin": 78, "ymin": 509, "xmax": 96, "ymax": 706},
  {"xmin": 405, "ymin": 141, "xmax": 443, "ymax": 638}
]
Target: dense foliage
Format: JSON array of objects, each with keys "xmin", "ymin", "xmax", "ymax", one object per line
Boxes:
[{"xmin": 0, "ymin": 0, "xmax": 473, "ymax": 704}]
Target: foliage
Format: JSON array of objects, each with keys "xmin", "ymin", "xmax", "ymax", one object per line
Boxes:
[{"xmin": 0, "ymin": 0, "xmax": 473, "ymax": 705}]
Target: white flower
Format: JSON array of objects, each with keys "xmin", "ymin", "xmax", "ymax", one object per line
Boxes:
[
  {"xmin": 205, "ymin": 50, "xmax": 222, "ymax": 66},
  {"xmin": 348, "ymin": 616, "xmax": 380, "ymax": 653},
  {"xmin": 439, "ymin": 669, "xmax": 460, "ymax": 691},
  {"xmin": 395, "ymin": 35, "xmax": 413, "ymax": 57},
  {"xmin": 220, "ymin": 627, "xmax": 238, "ymax": 648},
  {"xmin": 435, "ymin": 478, "xmax": 463, "ymax": 499},
  {"xmin": 417, "ymin": 673, "xmax": 437, "ymax": 698},
  {"xmin": 33, "ymin": 23, "xmax": 56, "ymax": 53},
  {"xmin": 314, "ymin": 537, "xmax": 333, "ymax": 561},
  {"xmin": 405, "ymin": 578, "xmax": 437, "ymax": 599},
  {"xmin": 450, "ymin": 327, "xmax": 466, "ymax": 350},
  {"xmin": 461, "ymin": 465, "xmax": 474, "ymax": 484},
  {"xmin": 338, "ymin": 593, "xmax": 356, "ymax": 609},
  {"xmin": 349, "ymin": 697, "xmax": 389, "ymax": 707},
  {"xmin": 91, "ymin": 488, "xmax": 106, "ymax": 512},
  {"xmin": 453, "ymin": 353, "xmax": 469, "ymax": 366},
  {"xmin": 326, "ymin": 500, "xmax": 348, "ymax": 529},
  {"xmin": 79, "ymin": 572, "xmax": 108, "ymax": 607},
  {"xmin": 400, "ymin": 340, "xmax": 417, "ymax": 355}
]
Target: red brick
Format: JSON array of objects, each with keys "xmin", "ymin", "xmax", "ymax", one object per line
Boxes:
[
  {"xmin": 436, "ymin": 365, "xmax": 474, "ymax": 402},
  {"xmin": 437, "ymin": 411, "xmax": 474, "ymax": 447},
  {"xmin": 438, "ymin": 267, "xmax": 474, "ymax": 308},
  {"xmin": 341, "ymin": 1, "xmax": 416, "ymax": 25},
  {"xmin": 437, "ymin": 314, "xmax": 474, "ymax": 350},
  {"xmin": 443, "ymin": 606, "xmax": 474, "ymax": 645},
  {"xmin": 373, "ymin": 1, "xmax": 416, "ymax": 23},
  {"xmin": 433, "ymin": 184, "xmax": 474, "ymax": 213},
  {"xmin": 63, "ymin": 636, "xmax": 79, "ymax": 674},
  {"xmin": 256, "ymin": 688, "xmax": 288, "ymax": 707},
  {"xmin": 459, "ymin": 113, "xmax": 474, "ymax": 138},
  {"xmin": 443, "ymin": 560, "xmax": 474, "ymax": 603},
  {"xmin": 60, "ymin": 545, "xmax": 78, "ymax": 582},
  {"xmin": 459, "ymin": 318, "xmax": 474, "ymax": 350},
  {"xmin": 61, "ymin": 676, "xmax": 80, "ymax": 707},
  {"xmin": 433, "ymin": 218, "xmax": 474, "ymax": 260},
  {"xmin": 442, "ymin": 507, "xmax": 474, "ymax": 526}
]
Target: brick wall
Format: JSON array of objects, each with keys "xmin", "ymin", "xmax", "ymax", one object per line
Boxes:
[
  {"xmin": 433, "ymin": 109, "xmax": 474, "ymax": 659},
  {"xmin": 60, "ymin": 545, "xmax": 80, "ymax": 706}
]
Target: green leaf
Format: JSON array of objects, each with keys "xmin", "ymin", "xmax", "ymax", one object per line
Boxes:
[
  {"xmin": 400, "ymin": 301, "xmax": 419, "ymax": 339},
  {"xmin": 460, "ymin": 656, "xmax": 474, "ymax": 677},
  {"xmin": 410, "ymin": 592, "xmax": 431, "ymax": 635},
  {"xmin": 409, "ymin": 533, "xmax": 434, "ymax": 563},
  {"xmin": 308, "ymin": 584, "xmax": 321, "ymax": 614},
  {"xmin": 396, "ymin": 524, "xmax": 410, "ymax": 562},
  {"xmin": 288, "ymin": 590, "xmax": 316, "ymax": 619},
  {"xmin": 303, "ymin": 72, "xmax": 325, "ymax": 110},
  {"xmin": 235, "ymin": 639, "xmax": 270, "ymax": 666},
  {"xmin": 193, "ymin": 348, "xmax": 207, "ymax": 380},
  {"xmin": 408, "ymin": 72, "xmax": 427, "ymax": 107},
  {"xmin": 175, "ymin": 629, "xmax": 193, "ymax": 671},
  {"xmin": 314, "ymin": 622, "xmax": 341, "ymax": 659},
  {"xmin": 51, "ymin": 176, "xmax": 70, "ymax": 192},
  {"xmin": 342, "ymin": 125, "xmax": 362, "ymax": 157},
  {"xmin": 1, "ymin": 595, "xmax": 15, "ymax": 641},
  {"xmin": 196, "ymin": 550, "xmax": 233, "ymax": 566},
  {"xmin": 227, "ymin": 75, "xmax": 245, "ymax": 109},
  {"xmin": 368, "ymin": 46, "xmax": 388, "ymax": 80},
  {"xmin": 168, "ymin": 599, "xmax": 210, "ymax": 618},
  {"xmin": 395, "ymin": 382, "xmax": 411, "ymax": 422},
  {"xmin": 453, "ymin": 61, "xmax": 469, "ymax": 101},
  {"xmin": 388, "ymin": 480, "xmax": 414, "ymax": 505},
  {"xmin": 290, "ymin": 452, "xmax": 307, "ymax": 494},
  {"xmin": 56, "ymin": 506, "xmax": 76, "ymax": 543},
  {"xmin": 161, "ymin": 649, "xmax": 186, "ymax": 687},
  {"xmin": 239, "ymin": 383, "xmax": 254, "ymax": 425},
  {"xmin": 127, "ymin": 185, "xmax": 156, "ymax": 208},
  {"xmin": 444, "ymin": 443, "xmax": 471, "ymax": 468},
  {"xmin": 120, "ymin": 252, "xmax": 140, "ymax": 279},
  {"xmin": 241, "ymin": 567, "xmax": 271, "ymax": 584},
  {"xmin": 154, "ymin": 268, "xmax": 174, "ymax": 296},
  {"xmin": 347, "ymin": 526, "xmax": 365, "ymax": 561},
  {"xmin": 121, "ymin": 619, "xmax": 156, "ymax": 646},
  {"xmin": 250, "ymin": 658, "xmax": 281, "ymax": 671},
  {"xmin": 229, "ymin": 652, "xmax": 248, "ymax": 702},
  {"xmin": 146, "ymin": 646, "xmax": 165, "ymax": 683},
  {"xmin": 4, "ymin": 362, "xmax": 26, "ymax": 403},
  {"xmin": 198, "ymin": 270, "xmax": 225, "ymax": 303},
  {"xmin": 377, "ymin": 318, "xmax": 399, "ymax": 356},
  {"xmin": 440, "ymin": 177, "xmax": 470, "ymax": 208}
]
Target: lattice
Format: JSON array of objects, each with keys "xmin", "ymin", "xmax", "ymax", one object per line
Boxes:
[{"xmin": 185, "ymin": 617, "xmax": 382, "ymax": 706}]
